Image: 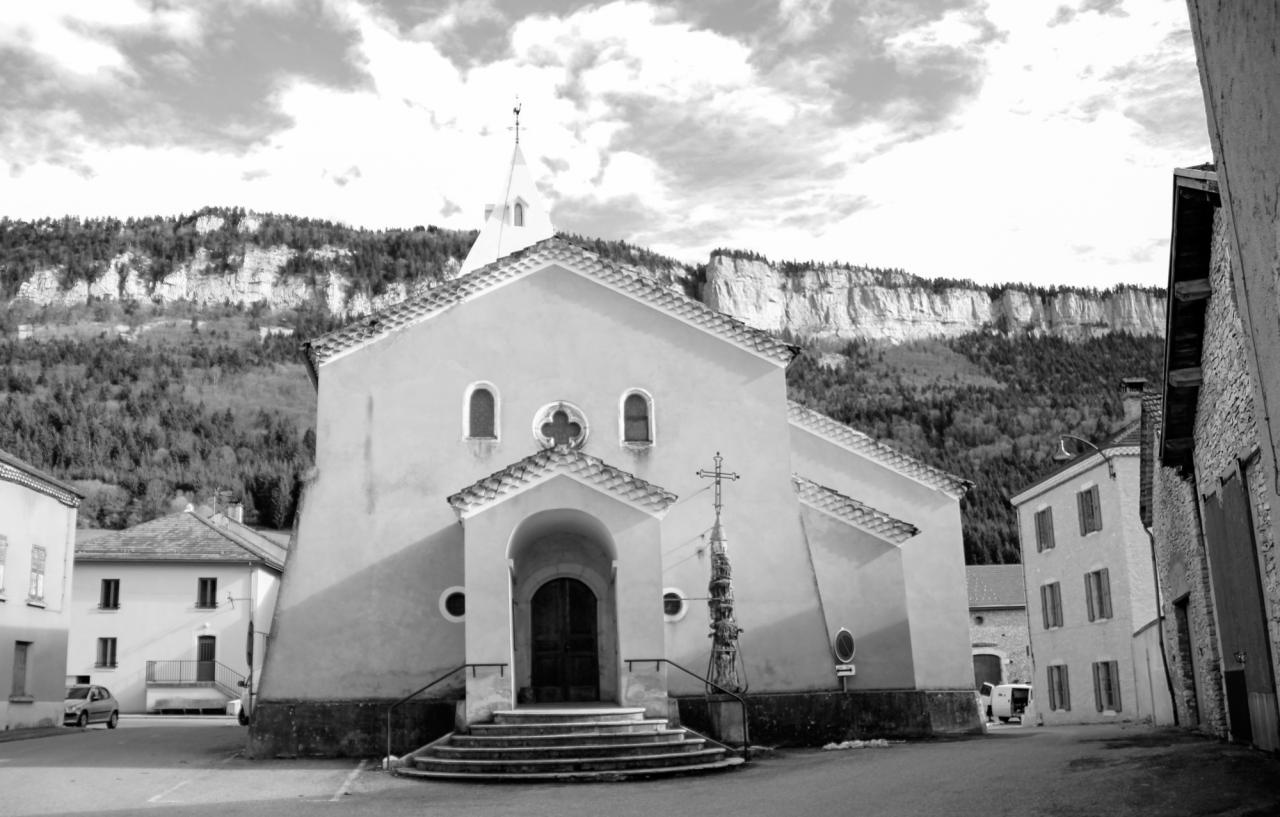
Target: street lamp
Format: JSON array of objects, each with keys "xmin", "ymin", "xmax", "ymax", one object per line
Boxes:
[{"xmin": 1052, "ymin": 434, "xmax": 1116, "ymax": 480}]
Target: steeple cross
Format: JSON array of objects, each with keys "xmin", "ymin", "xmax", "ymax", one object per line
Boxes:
[
  {"xmin": 512, "ymin": 101, "xmax": 522, "ymax": 145},
  {"xmin": 696, "ymin": 452, "xmax": 740, "ymax": 522},
  {"xmin": 542, "ymin": 409, "xmax": 581, "ymax": 447}
]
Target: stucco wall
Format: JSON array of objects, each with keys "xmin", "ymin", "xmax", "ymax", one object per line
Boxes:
[
  {"xmin": 1018, "ymin": 454, "xmax": 1152, "ymax": 724},
  {"xmin": 68, "ymin": 561, "xmax": 265, "ymax": 713},
  {"xmin": 0, "ymin": 479, "xmax": 77, "ymax": 730}
]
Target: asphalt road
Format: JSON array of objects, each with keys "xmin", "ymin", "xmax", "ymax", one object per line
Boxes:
[{"xmin": 3, "ymin": 717, "xmax": 1280, "ymax": 816}]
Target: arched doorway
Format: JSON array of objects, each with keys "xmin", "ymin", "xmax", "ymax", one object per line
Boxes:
[
  {"xmin": 973, "ymin": 653, "xmax": 1002, "ymax": 689},
  {"xmin": 531, "ymin": 578, "xmax": 599, "ymax": 702}
]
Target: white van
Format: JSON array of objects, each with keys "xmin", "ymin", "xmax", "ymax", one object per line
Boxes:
[{"xmin": 989, "ymin": 683, "xmax": 1032, "ymax": 723}]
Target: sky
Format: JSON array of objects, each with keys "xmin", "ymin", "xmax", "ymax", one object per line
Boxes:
[{"xmin": 1, "ymin": 0, "xmax": 1210, "ymax": 288}]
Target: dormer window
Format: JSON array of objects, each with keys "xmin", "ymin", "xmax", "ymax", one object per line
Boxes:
[
  {"xmin": 514, "ymin": 202, "xmax": 524, "ymax": 227},
  {"xmin": 465, "ymin": 383, "xmax": 499, "ymax": 440},
  {"xmin": 622, "ymin": 390, "xmax": 653, "ymax": 445}
]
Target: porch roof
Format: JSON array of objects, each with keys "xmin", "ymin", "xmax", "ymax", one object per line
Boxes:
[{"xmin": 447, "ymin": 445, "xmax": 678, "ymax": 519}]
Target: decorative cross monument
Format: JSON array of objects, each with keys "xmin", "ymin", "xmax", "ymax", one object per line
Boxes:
[{"xmin": 697, "ymin": 452, "xmax": 746, "ymax": 693}]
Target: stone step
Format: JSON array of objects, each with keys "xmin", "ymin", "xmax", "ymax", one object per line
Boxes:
[
  {"xmin": 431, "ymin": 737, "xmax": 708, "ymax": 761},
  {"xmin": 397, "ymin": 756, "xmax": 745, "ymax": 783},
  {"xmin": 412, "ymin": 746, "xmax": 729, "ymax": 775},
  {"xmin": 469, "ymin": 718, "xmax": 670, "ymax": 737},
  {"xmin": 491, "ymin": 707, "xmax": 646, "ymax": 725},
  {"xmin": 449, "ymin": 728, "xmax": 687, "ymax": 749}
]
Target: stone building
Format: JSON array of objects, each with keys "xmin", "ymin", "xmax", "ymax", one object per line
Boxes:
[
  {"xmin": 966, "ymin": 565, "xmax": 1031, "ymax": 688},
  {"xmin": 249, "ymin": 138, "xmax": 980, "ymax": 759},
  {"xmin": 1012, "ymin": 390, "xmax": 1174, "ymax": 726},
  {"xmin": 1149, "ymin": 165, "xmax": 1279, "ymax": 749}
]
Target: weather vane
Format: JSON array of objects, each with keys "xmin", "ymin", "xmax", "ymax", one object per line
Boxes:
[{"xmin": 512, "ymin": 100, "xmax": 522, "ymax": 144}]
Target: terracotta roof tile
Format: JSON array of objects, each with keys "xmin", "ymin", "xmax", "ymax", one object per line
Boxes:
[
  {"xmin": 787, "ymin": 402, "xmax": 972, "ymax": 498},
  {"xmin": 447, "ymin": 446, "xmax": 677, "ymax": 518},
  {"xmin": 0, "ymin": 447, "xmax": 82, "ymax": 508},
  {"xmin": 303, "ymin": 238, "xmax": 799, "ymax": 379},
  {"xmin": 967, "ymin": 565, "xmax": 1027, "ymax": 609},
  {"xmin": 77, "ymin": 510, "xmax": 286, "ymax": 570},
  {"xmin": 792, "ymin": 475, "xmax": 918, "ymax": 543}
]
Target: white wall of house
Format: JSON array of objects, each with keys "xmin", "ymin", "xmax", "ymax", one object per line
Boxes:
[{"xmin": 67, "ymin": 561, "xmax": 268, "ymax": 713}]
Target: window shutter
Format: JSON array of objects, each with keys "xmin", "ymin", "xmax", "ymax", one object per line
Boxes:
[
  {"xmin": 1093, "ymin": 662, "xmax": 1103, "ymax": 712},
  {"xmin": 1100, "ymin": 568, "xmax": 1112, "ymax": 619},
  {"xmin": 1041, "ymin": 585, "xmax": 1051, "ymax": 629},
  {"xmin": 1085, "ymin": 574, "xmax": 1096, "ymax": 622},
  {"xmin": 1063, "ymin": 665, "xmax": 1071, "ymax": 711},
  {"xmin": 1048, "ymin": 668, "xmax": 1058, "ymax": 711},
  {"xmin": 1091, "ymin": 486, "xmax": 1102, "ymax": 531},
  {"xmin": 1035, "ymin": 511, "xmax": 1043, "ymax": 553},
  {"xmin": 1053, "ymin": 584, "xmax": 1063, "ymax": 628},
  {"xmin": 1045, "ymin": 509, "xmax": 1054, "ymax": 549},
  {"xmin": 1110, "ymin": 661, "xmax": 1121, "ymax": 712},
  {"xmin": 1078, "ymin": 491, "xmax": 1087, "ymax": 536}
]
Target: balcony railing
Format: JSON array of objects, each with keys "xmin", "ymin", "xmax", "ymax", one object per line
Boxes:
[{"xmin": 145, "ymin": 660, "xmax": 245, "ymax": 699}]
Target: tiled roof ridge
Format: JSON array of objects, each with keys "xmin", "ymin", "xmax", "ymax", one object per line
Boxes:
[
  {"xmin": 303, "ymin": 237, "xmax": 799, "ymax": 377},
  {"xmin": 791, "ymin": 474, "xmax": 918, "ymax": 543},
  {"xmin": 76, "ymin": 510, "xmax": 284, "ymax": 567},
  {"xmin": 191, "ymin": 512, "xmax": 287, "ymax": 569},
  {"xmin": 786, "ymin": 401, "xmax": 972, "ymax": 497},
  {"xmin": 447, "ymin": 445, "xmax": 677, "ymax": 517},
  {"xmin": 0, "ymin": 448, "xmax": 82, "ymax": 508}
]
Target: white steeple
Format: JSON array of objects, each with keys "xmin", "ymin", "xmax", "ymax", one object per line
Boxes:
[{"xmin": 458, "ymin": 105, "xmax": 555, "ymax": 276}]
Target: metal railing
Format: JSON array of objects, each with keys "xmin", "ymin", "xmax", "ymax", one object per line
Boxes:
[
  {"xmin": 145, "ymin": 660, "xmax": 245, "ymax": 699},
  {"xmin": 384, "ymin": 663, "xmax": 507, "ymax": 762},
  {"xmin": 626, "ymin": 658, "xmax": 751, "ymax": 760}
]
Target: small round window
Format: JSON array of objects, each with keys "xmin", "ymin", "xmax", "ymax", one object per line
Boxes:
[
  {"xmin": 662, "ymin": 588, "xmax": 688, "ymax": 622},
  {"xmin": 439, "ymin": 586, "xmax": 466, "ymax": 622}
]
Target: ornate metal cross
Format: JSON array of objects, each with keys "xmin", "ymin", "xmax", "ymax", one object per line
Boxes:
[
  {"xmin": 512, "ymin": 101, "xmax": 522, "ymax": 144},
  {"xmin": 542, "ymin": 410, "xmax": 581, "ymax": 447},
  {"xmin": 696, "ymin": 451, "xmax": 739, "ymax": 523}
]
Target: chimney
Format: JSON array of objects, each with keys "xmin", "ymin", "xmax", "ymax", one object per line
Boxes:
[
  {"xmin": 1121, "ymin": 377, "xmax": 1146, "ymax": 425},
  {"xmin": 227, "ymin": 500, "xmax": 244, "ymax": 524}
]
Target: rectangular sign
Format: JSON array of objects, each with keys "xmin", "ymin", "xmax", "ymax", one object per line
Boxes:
[{"xmin": 835, "ymin": 664, "xmax": 856, "ymax": 677}]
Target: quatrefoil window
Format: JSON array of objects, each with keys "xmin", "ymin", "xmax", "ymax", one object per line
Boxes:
[{"xmin": 532, "ymin": 402, "xmax": 589, "ymax": 450}]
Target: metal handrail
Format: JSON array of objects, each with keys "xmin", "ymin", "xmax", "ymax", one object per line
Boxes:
[
  {"xmin": 384, "ymin": 663, "xmax": 507, "ymax": 763},
  {"xmin": 145, "ymin": 659, "xmax": 245, "ymax": 699},
  {"xmin": 625, "ymin": 658, "xmax": 750, "ymax": 760}
]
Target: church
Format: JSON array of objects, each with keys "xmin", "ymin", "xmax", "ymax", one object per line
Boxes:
[{"xmin": 249, "ymin": 133, "xmax": 980, "ymax": 762}]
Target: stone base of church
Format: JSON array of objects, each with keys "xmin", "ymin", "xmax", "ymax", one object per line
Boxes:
[
  {"xmin": 677, "ymin": 688, "xmax": 983, "ymax": 746},
  {"xmin": 247, "ymin": 698, "xmax": 458, "ymax": 759}
]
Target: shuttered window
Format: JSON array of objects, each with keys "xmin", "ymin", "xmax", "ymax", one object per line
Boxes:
[
  {"xmin": 1093, "ymin": 660, "xmax": 1121, "ymax": 712},
  {"xmin": 28, "ymin": 545, "xmax": 46, "ymax": 602},
  {"xmin": 1040, "ymin": 582, "xmax": 1063, "ymax": 629},
  {"xmin": 623, "ymin": 393, "xmax": 651, "ymax": 443},
  {"xmin": 1048, "ymin": 664, "xmax": 1071, "ymax": 711},
  {"xmin": 1035, "ymin": 508, "xmax": 1055, "ymax": 552},
  {"xmin": 197, "ymin": 577, "xmax": 218, "ymax": 609},
  {"xmin": 96, "ymin": 637, "xmax": 118, "ymax": 668},
  {"xmin": 1085, "ymin": 568, "xmax": 1112, "ymax": 622},
  {"xmin": 1077, "ymin": 485, "xmax": 1102, "ymax": 535},
  {"xmin": 100, "ymin": 579, "xmax": 120, "ymax": 610},
  {"xmin": 468, "ymin": 388, "xmax": 496, "ymax": 439}
]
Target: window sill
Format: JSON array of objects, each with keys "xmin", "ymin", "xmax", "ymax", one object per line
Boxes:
[
  {"xmin": 97, "ymin": 606, "xmax": 120, "ymax": 612},
  {"xmin": 8, "ymin": 695, "xmax": 35, "ymax": 704},
  {"xmin": 26, "ymin": 599, "xmax": 46, "ymax": 608},
  {"xmin": 621, "ymin": 441, "xmax": 653, "ymax": 450},
  {"xmin": 194, "ymin": 605, "xmax": 218, "ymax": 610},
  {"xmin": 93, "ymin": 665, "xmax": 118, "ymax": 670}
]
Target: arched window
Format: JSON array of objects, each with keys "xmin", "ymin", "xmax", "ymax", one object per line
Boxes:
[
  {"xmin": 623, "ymin": 392, "xmax": 651, "ymax": 443},
  {"xmin": 513, "ymin": 202, "xmax": 524, "ymax": 227},
  {"xmin": 468, "ymin": 387, "xmax": 496, "ymax": 439}
]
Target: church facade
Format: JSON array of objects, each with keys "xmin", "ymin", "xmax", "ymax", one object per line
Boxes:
[{"xmin": 249, "ymin": 145, "xmax": 979, "ymax": 757}]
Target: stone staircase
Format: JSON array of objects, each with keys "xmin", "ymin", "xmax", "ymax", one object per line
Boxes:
[{"xmin": 396, "ymin": 706, "xmax": 744, "ymax": 782}]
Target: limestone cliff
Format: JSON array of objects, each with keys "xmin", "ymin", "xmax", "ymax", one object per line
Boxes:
[{"xmin": 704, "ymin": 255, "xmax": 1165, "ymax": 342}]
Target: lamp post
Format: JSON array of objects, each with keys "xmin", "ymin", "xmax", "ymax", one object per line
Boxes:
[{"xmin": 1052, "ymin": 434, "xmax": 1116, "ymax": 480}]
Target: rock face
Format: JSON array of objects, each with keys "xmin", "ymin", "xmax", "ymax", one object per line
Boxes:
[
  {"xmin": 7, "ymin": 236, "xmax": 1164, "ymax": 343},
  {"xmin": 704, "ymin": 256, "xmax": 1165, "ymax": 342}
]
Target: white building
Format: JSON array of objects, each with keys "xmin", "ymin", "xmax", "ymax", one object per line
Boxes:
[{"xmin": 69, "ymin": 508, "xmax": 285, "ymax": 714}]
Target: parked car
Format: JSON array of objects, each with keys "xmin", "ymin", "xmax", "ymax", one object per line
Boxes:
[
  {"xmin": 990, "ymin": 683, "xmax": 1033, "ymax": 723},
  {"xmin": 236, "ymin": 673, "xmax": 257, "ymax": 725},
  {"xmin": 64, "ymin": 685, "xmax": 119, "ymax": 729}
]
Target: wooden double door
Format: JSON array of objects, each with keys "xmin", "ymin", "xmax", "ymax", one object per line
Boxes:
[{"xmin": 530, "ymin": 578, "xmax": 599, "ymax": 703}]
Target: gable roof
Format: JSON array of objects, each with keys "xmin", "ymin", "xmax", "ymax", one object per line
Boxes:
[
  {"xmin": 447, "ymin": 445, "xmax": 678, "ymax": 519},
  {"xmin": 966, "ymin": 565, "xmax": 1026, "ymax": 609},
  {"xmin": 302, "ymin": 237, "xmax": 799, "ymax": 382},
  {"xmin": 0, "ymin": 447, "xmax": 82, "ymax": 508},
  {"xmin": 77, "ymin": 510, "xmax": 287, "ymax": 570},
  {"xmin": 787, "ymin": 401, "xmax": 972, "ymax": 498},
  {"xmin": 792, "ymin": 475, "xmax": 918, "ymax": 543}
]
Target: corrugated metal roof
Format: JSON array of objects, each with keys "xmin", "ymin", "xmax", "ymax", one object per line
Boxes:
[
  {"xmin": 967, "ymin": 565, "xmax": 1026, "ymax": 609},
  {"xmin": 76, "ymin": 510, "xmax": 287, "ymax": 570},
  {"xmin": 792, "ymin": 475, "xmax": 918, "ymax": 543}
]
